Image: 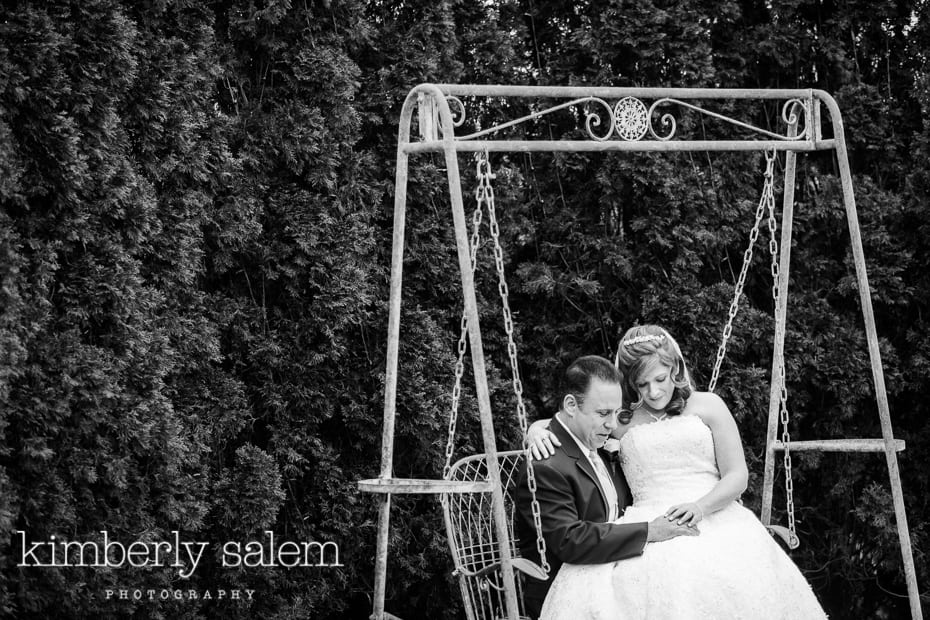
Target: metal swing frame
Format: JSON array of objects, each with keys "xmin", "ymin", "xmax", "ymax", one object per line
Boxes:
[{"xmin": 358, "ymin": 84, "xmax": 922, "ymax": 620}]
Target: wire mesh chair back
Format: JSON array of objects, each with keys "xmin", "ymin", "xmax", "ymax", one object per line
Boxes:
[{"xmin": 442, "ymin": 449, "xmax": 530, "ymax": 620}]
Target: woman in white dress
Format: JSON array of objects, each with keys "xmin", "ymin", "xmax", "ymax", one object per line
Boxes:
[{"xmin": 527, "ymin": 325, "xmax": 827, "ymax": 619}]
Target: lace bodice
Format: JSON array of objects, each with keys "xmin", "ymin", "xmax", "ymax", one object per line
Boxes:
[{"xmin": 618, "ymin": 414, "xmax": 719, "ymax": 507}]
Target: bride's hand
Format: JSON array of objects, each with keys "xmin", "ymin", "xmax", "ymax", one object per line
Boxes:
[
  {"xmin": 664, "ymin": 502, "xmax": 704, "ymax": 527},
  {"xmin": 526, "ymin": 419, "xmax": 560, "ymax": 460}
]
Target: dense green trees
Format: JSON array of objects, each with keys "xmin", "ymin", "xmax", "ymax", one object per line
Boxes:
[{"xmin": 1, "ymin": 0, "xmax": 928, "ymax": 617}]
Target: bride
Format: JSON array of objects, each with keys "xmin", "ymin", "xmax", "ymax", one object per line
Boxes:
[{"xmin": 527, "ymin": 325, "xmax": 827, "ymax": 619}]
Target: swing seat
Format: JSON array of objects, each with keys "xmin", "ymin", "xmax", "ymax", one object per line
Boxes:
[
  {"xmin": 358, "ymin": 478, "xmax": 492, "ymax": 494},
  {"xmin": 442, "ymin": 449, "xmax": 540, "ymax": 620},
  {"xmin": 773, "ymin": 438, "xmax": 905, "ymax": 453},
  {"xmin": 766, "ymin": 524, "xmax": 800, "ymax": 549}
]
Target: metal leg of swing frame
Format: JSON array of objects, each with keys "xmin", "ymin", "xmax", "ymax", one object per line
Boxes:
[
  {"xmin": 832, "ymin": 105, "xmax": 923, "ymax": 620},
  {"xmin": 439, "ymin": 98, "xmax": 521, "ymax": 620}
]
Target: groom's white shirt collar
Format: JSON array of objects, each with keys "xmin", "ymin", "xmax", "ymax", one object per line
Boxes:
[{"xmin": 553, "ymin": 413, "xmax": 593, "ymax": 455}]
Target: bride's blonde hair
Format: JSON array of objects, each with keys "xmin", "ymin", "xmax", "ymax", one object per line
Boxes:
[{"xmin": 614, "ymin": 325, "xmax": 693, "ymax": 417}]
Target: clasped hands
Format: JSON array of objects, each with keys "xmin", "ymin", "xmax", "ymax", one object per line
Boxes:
[{"xmin": 648, "ymin": 502, "xmax": 703, "ymax": 542}]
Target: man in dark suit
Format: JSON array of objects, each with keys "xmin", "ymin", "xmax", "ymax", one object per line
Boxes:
[{"xmin": 514, "ymin": 355, "xmax": 696, "ymax": 619}]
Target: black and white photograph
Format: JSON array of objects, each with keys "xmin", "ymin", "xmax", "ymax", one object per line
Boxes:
[{"xmin": 1, "ymin": 1, "xmax": 928, "ymax": 618}]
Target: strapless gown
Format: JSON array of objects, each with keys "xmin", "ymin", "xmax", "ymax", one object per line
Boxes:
[{"xmin": 539, "ymin": 414, "xmax": 827, "ymax": 620}]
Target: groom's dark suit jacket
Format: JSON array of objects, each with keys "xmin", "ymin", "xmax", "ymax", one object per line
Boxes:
[{"xmin": 514, "ymin": 417, "xmax": 648, "ymax": 619}]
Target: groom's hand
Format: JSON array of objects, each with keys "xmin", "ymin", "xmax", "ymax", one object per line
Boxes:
[{"xmin": 645, "ymin": 515, "xmax": 700, "ymax": 542}]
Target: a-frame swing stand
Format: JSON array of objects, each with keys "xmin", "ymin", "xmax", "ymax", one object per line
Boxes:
[{"xmin": 358, "ymin": 84, "xmax": 923, "ymax": 620}]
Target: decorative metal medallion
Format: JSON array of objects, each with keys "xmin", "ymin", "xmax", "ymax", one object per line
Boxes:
[{"xmin": 613, "ymin": 97, "xmax": 649, "ymax": 141}]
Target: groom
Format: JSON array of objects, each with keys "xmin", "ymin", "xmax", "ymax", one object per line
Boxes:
[{"xmin": 514, "ymin": 355, "xmax": 696, "ymax": 619}]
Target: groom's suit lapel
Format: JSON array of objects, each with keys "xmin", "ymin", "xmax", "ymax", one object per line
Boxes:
[
  {"xmin": 551, "ymin": 418, "xmax": 611, "ymax": 518},
  {"xmin": 603, "ymin": 445, "xmax": 634, "ymax": 511}
]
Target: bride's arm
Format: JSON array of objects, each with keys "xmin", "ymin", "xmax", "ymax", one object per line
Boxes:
[
  {"xmin": 665, "ymin": 392, "xmax": 749, "ymax": 526},
  {"xmin": 526, "ymin": 418, "xmax": 561, "ymax": 460}
]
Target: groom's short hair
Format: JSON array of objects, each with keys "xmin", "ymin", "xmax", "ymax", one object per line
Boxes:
[{"xmin": 562, "ymin": 355, "xmax": 622, "ymax": 403}]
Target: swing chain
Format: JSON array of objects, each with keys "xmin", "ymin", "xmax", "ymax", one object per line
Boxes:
[
  {"xmin": 777, "ymin": 352, "xmax": 798, "ymax": 547},
  {"xmin": 708, "ymin": 150, "xmax": 778, "ymax": 393},
  {"xmin": 478, "ymin": 151, "xmax": 550, "ymax": 575},
  {"xmin": 443, "ymin": 195, "xmax": 485, "ymax": 480},
  {"xmin": 765, "ymin": 155, "xmax": 798, "ymax": 548},
  {"xmin": 706, "ymin": 150, "xmax": 797, "ymax": 546}
]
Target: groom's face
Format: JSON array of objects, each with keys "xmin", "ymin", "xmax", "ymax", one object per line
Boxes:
[{"xmin": 565, "ymin": 377, "xmax": 622, "ymax": 450}]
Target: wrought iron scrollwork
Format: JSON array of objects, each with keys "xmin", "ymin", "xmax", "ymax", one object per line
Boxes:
[
  {"xmin": 642, "ymin": 97, "xmax": 810, "ymax": 141},
  {"xmin": 447, "ymin": 96, "xmax": 467, "ymax": 128},
  {"xmin": 582, "ymin": 97, "xmax": 615, "ymax": 141},
  {"xmin": 425, "ymin": 93, "xmax": 812, "ymax": 143},
  {"xmin": 781, "ymin": 98, "xmax": 806, "ymax": 132}
]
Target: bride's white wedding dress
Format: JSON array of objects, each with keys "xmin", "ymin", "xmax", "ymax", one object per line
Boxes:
[{"xmin": 540, "ymin": 414, "xmax": 827, "ymax": 620}]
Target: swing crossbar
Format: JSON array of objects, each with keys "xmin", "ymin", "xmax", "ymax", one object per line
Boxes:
[
  {"xmin": 773, "ymin": 439, "xmax": 905, "ymax": 453},
  {"xmin": 404, "ymin": 139, "xmax": 835, "ymax": 153},
  {"xmin": 410, "ymin": 83, "xmax": 834, "ymax": 152},
  {"xmin": 433, "ymin": 84, "xmax": 816, "ymax": 99}
]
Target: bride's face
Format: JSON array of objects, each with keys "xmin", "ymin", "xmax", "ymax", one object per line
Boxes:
[{"xmin": 634, "ymin": 359, "xmax": 674, "ymax": 413}]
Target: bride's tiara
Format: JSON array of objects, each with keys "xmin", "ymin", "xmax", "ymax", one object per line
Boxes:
[{"xmin": 621, "ymin": 333, "xmax": 666, "ymax": 347}]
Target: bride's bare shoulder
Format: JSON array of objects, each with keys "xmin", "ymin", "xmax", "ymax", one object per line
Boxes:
[{"xmin": 683, "ymin": 391, "xmax": 731, "ymax": 422}]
